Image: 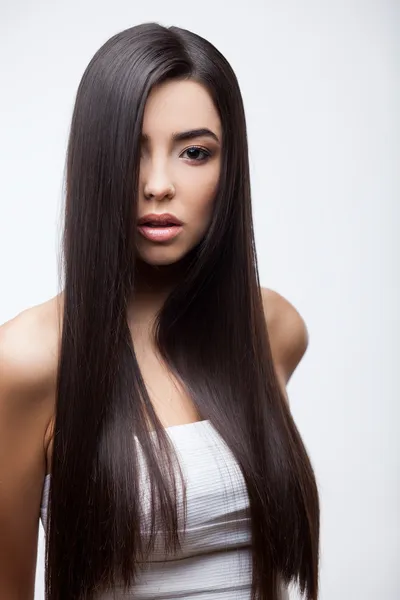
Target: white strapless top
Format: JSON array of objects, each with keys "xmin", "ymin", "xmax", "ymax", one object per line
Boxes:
[{"xmin": 40, "ymin": 419, "xmax": 288, "ymax": 599}]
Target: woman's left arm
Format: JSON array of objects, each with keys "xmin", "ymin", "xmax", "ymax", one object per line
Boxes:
[{"xmin": 261, "ymin": 288, "xmax": 309, "ymax": 400}]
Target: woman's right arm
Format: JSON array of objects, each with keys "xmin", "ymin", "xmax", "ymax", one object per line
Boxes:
[{"xmin": 0, "ymin": 309, "xmax": 55, "ymax": 599}]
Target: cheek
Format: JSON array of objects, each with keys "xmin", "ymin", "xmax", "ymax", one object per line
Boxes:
[{"xmin": 184, "ymin": 171, "xmax": 219, "ymax": 230}]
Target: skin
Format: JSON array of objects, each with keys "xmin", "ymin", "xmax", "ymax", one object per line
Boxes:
[
  {"xmin": 0, "ymin": 79, "xmax": 308, "ymax": 598},
  {"xmin": 136, "ymin": 79, "xmax": 222, "ymax": 268}
]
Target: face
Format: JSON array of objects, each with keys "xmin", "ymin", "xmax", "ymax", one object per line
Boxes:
[{"xmin": 136, "ymin": 79, "xmax": 222, "ymax": 266}]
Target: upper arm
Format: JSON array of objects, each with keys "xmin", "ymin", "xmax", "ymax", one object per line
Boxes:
[
  {"xmin": 261, "ymin": 288, "xmax": 309, "ymax": 395},
  {"xmin": 0, "ymin": 312, "xmax": 54, "ymax": 599}
]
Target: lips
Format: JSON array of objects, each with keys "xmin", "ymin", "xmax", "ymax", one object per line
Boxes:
[
  {"xmin": 137, "ymin": 213, "xmax": 183, "ymax": 227},
  {"xmin": 137, "ymin": 213, "xmax": 183, "ymax": 243}
]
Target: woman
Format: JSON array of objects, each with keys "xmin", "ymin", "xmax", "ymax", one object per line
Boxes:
[{"xmin": 0, "ymin": 23, "xmax": 319, "ymax": 600}]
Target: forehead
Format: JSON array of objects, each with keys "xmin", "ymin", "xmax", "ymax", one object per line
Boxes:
[{"xmin": 142, "ymin": 79, "xmax": 222, "ymax": 139}]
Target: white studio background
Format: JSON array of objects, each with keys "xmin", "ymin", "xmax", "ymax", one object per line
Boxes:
[{"xmin": 0, "ymin": 1, "xmax": 398, "ymax": 599}]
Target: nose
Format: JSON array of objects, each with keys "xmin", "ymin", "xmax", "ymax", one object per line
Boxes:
[{"xmin": 143, "ymin": 160, "xmax": 175, "ymax": 202}]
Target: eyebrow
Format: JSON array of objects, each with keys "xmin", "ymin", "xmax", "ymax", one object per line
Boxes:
[{"xmin": 140, "ymin": 128, "xmax": 220, "ymax": 144}]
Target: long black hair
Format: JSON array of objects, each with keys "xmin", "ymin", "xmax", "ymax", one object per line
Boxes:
[{"xmin": 46, "ymin": 22, "xmax": 319, "ymax": 600}]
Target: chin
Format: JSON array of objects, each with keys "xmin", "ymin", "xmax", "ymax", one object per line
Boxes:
[{"xmin": 137, "ymin": 248, "xmax": 188, "ymax": 267}]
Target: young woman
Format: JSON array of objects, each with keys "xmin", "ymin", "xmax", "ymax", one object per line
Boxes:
[{"xmin": 0, "ymin": 23, "xmax": 319, "ymax": 600}]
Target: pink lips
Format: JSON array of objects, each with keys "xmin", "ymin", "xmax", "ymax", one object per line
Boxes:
[{"xmin": 137, "ymin": 213, "xmax": 183, "ymax": 243}]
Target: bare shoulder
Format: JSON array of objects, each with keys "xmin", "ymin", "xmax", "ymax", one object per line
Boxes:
[
  {"xmin": 0, "ymin": 295, "xmax": 61, "ymax": 465},
  {"xmin": 0, "ymin": 294, "xmax": 62, "ymax": 466},
  {"xmin": 0, "ymin": 294, "xmax": 61, "ymax": 595},
  {"xmin": 0, "ymin": 294, "xmax": 62, "ymax": 399},
  {"xmin": 260, "ymin": 287, "xmax": 309, "ymax": 386}
]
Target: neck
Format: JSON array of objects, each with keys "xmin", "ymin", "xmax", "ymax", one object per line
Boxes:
[
  {"xmin": 127, "ymin": 257, "xmax": 189, "ymax": 328},
  {"xmin": 134, "ymin": 259, "xmax": 184, "ymax": 295}
]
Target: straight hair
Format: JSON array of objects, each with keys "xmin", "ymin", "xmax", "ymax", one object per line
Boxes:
[{"xmin": 45, "ymin": 22, "xmax": 320, "ymax": 600}]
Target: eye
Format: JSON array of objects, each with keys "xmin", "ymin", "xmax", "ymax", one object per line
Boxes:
[{"xmin": 180, "ymin": 146, "xmax": 212, "ymax": 163}]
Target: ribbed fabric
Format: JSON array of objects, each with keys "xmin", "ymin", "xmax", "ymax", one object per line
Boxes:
[{"xmin": 40, "ymin": 420, "xmax": 289, "ymax": 599}]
